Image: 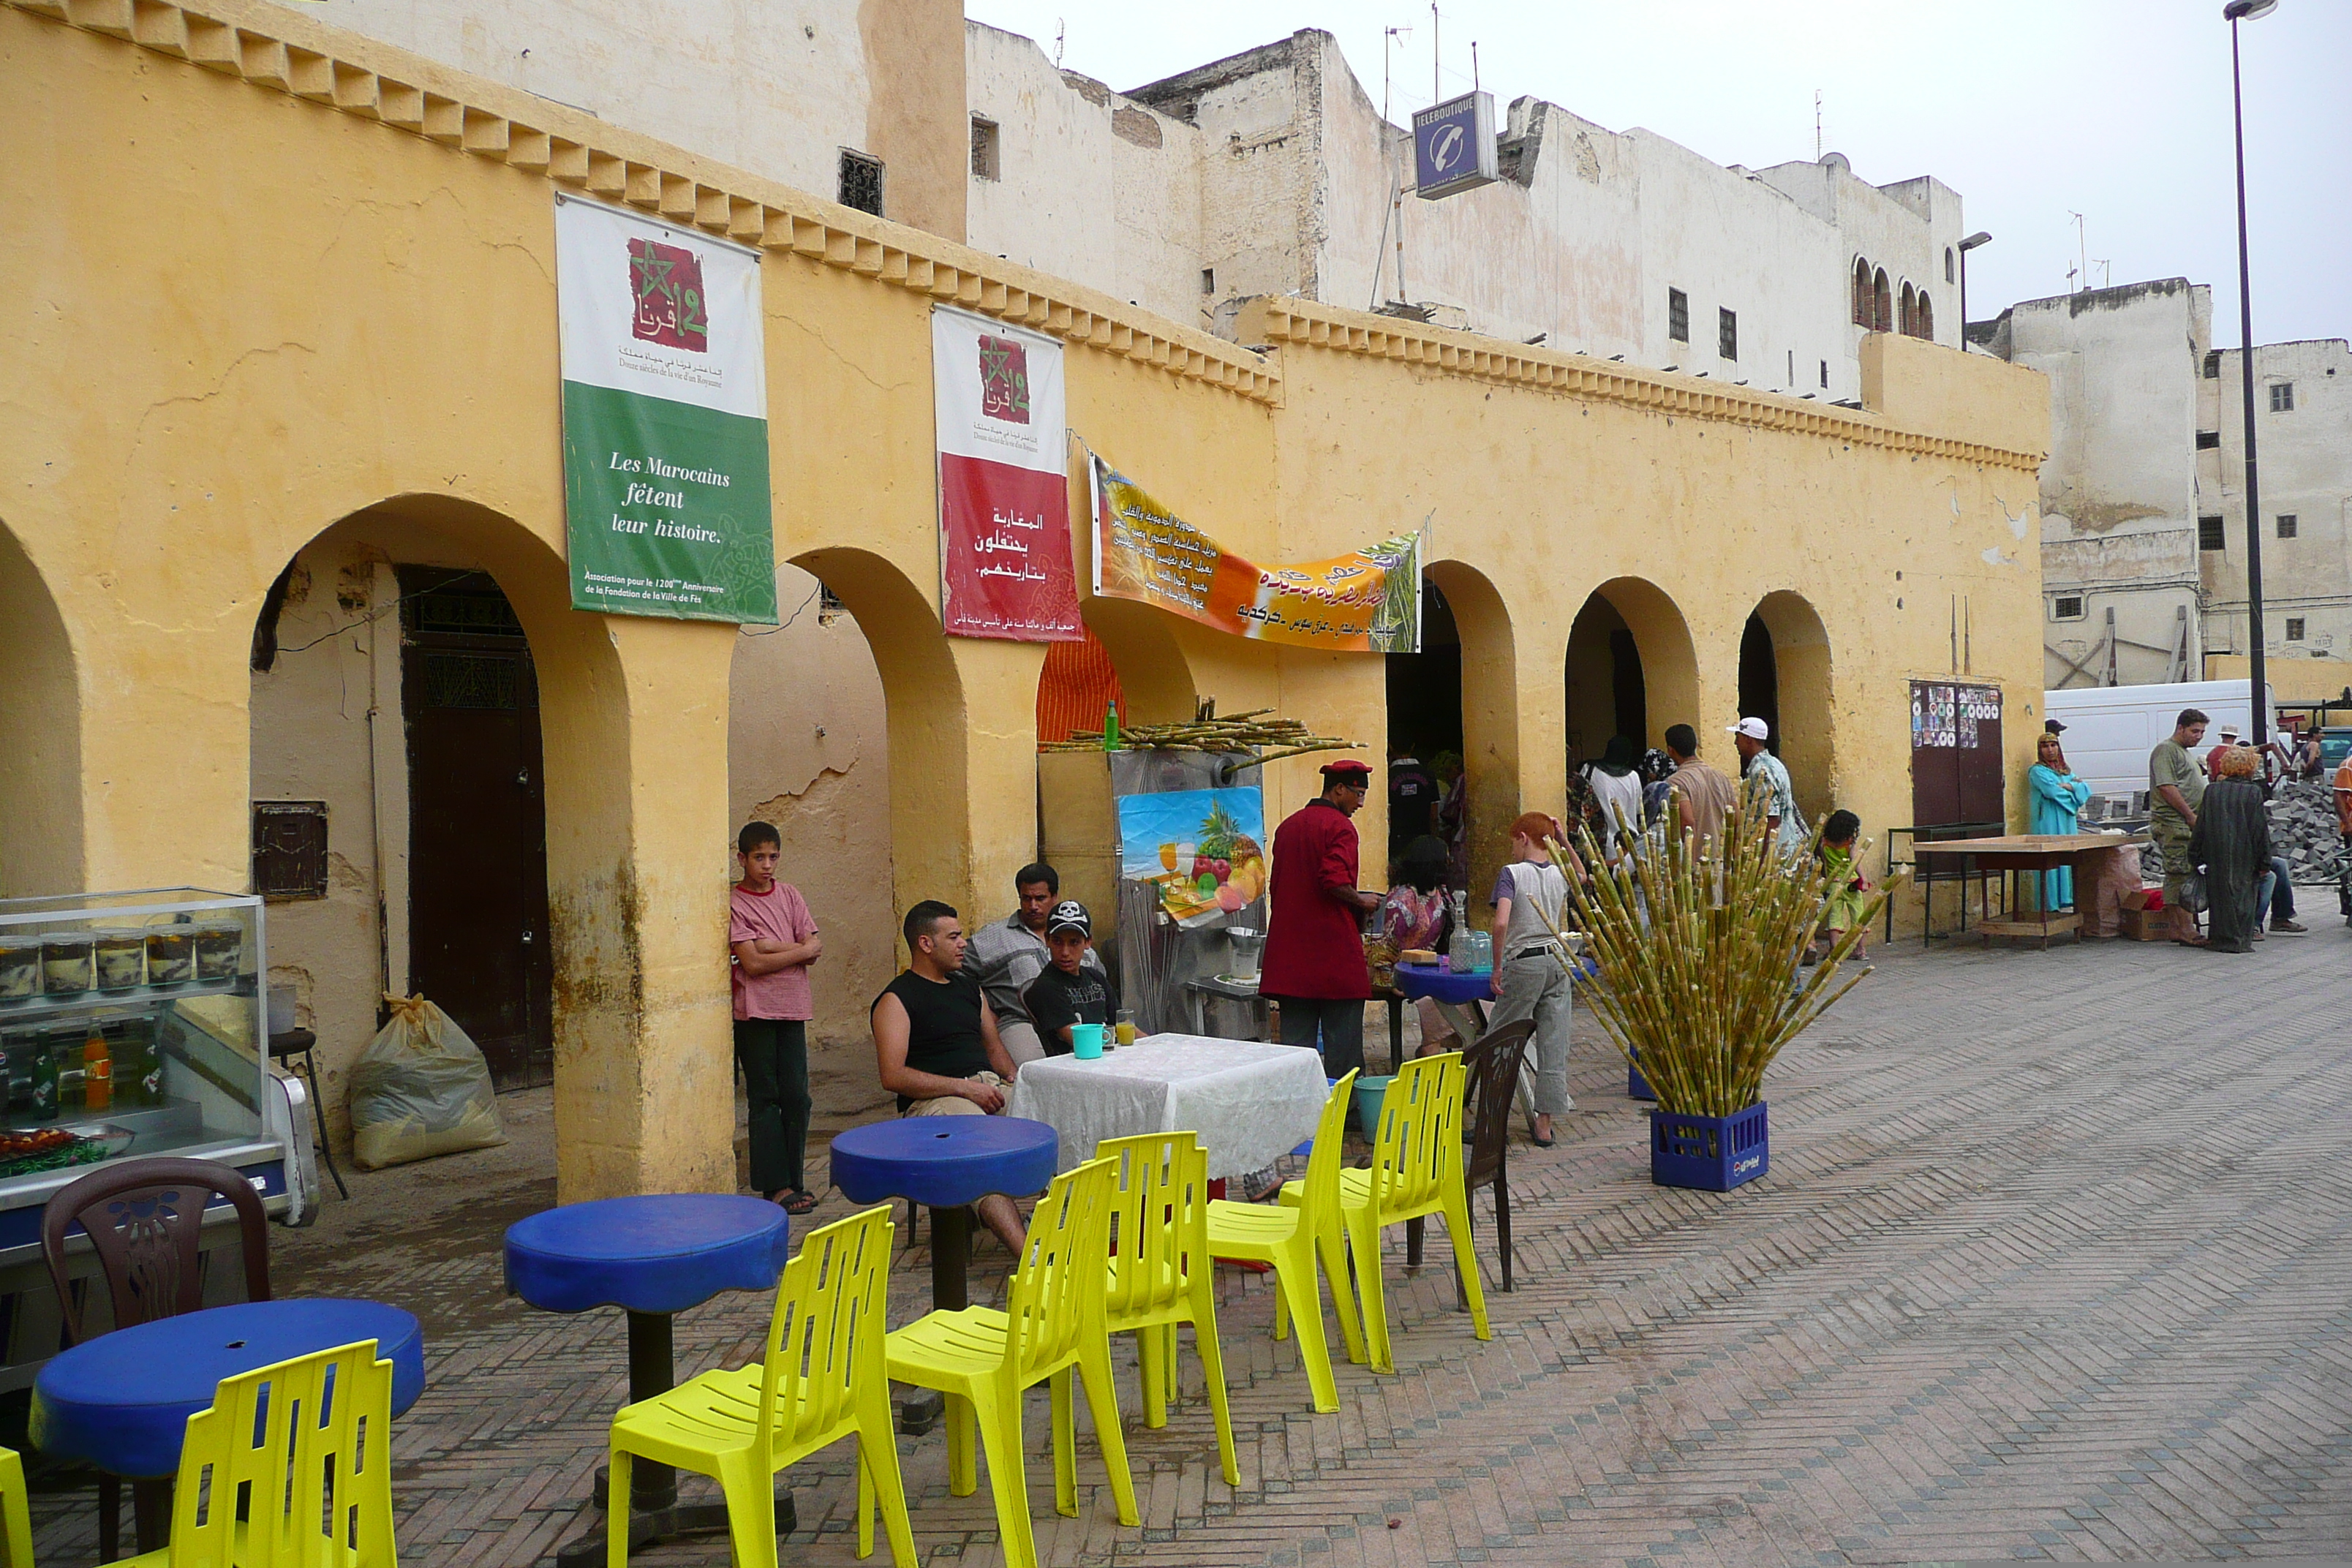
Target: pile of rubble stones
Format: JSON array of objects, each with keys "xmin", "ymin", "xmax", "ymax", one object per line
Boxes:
[{"xmin": 2135, "ymin": 777, "xmax": 2342, "ymax": 883}]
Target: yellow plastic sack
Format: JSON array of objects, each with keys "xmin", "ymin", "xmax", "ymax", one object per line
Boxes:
[{"xmin": 346, "ymin": 995, "xmax": 508, "ymax": 1171}]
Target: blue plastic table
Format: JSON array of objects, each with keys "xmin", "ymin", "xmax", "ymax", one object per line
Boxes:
[
  {"xmin": 505, "ymin": 1194, "xmax": 791, "ymax": 1568},
  {"xmin": 831, "ymin": 1117, "xmax": 1058, "ymax": 1312},
  {"xmin": 31, "ymin": 1297, "xmax": 423, "ymax": 1552}
]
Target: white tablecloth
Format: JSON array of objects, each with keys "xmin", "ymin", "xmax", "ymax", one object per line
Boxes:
[{"xmin": 1005, "ymin": 1034, "xmax": 1328, "ymax": 1180}]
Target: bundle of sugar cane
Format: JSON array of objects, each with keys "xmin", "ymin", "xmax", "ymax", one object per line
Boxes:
[
  {"xmin": 1534, "ymin": 801, "xmax": 1902, "ymax": 1118},
  {"xmin": 1041, "ymin": 709, "xmax": 1362, "ymax": 758}
]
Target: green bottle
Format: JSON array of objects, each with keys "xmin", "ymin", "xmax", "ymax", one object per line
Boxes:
[{"xmin": 1102, "ymin": 698, "xmax": 1120, "ymax": 751}]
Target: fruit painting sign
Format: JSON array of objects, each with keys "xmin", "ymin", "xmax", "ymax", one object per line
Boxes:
[
  {"xmin": 933, "ymin": 306, "xmax": 1082, "ymax": 641},
  {"xmin": 1115, "ymin": 788, "xmax": 1269, "ymax": 929},
  {"xmin": 554, "ymin": 194, "xmax": 777, "ymax": 623}
]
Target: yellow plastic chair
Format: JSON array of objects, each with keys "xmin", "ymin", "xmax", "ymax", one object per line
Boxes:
[
  {"xmin": 867, "ymin": 1156, "xmax": 1137, "ymax": 1568},
  {"xmin": 1203, "ymin": 1072, "xmax": 1366, "ymax": 1414},
  {"xmin": 120, "ymin": 1340, "xmax": 397, "ymax": 1568},
  {"xmin": 1096, "ymin": 1132, "xmax": 1238, "ymax": 1485},
  {"xmin": 0, "ymin": 1444, "xmax": 35, "ymax": 1568},
  {"xmin": 607, "ymin": 1205, "xmax": 914, "ymax": 1568},
  {"xmin": 1283, "ymin": 1051, "xmax": 1488, "ymax": 1373}
]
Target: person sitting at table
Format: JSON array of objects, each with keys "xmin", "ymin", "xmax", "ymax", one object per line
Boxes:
[
  {"xmin": 1022, "ymin": 901, "xmax": 1111, "ymax": 1055},
  {"xmin": 1382, "ymin": 835, "xmax": 1459, "ymax": 1058},
  {"xmin": 969, "ymin": 862, "xmax": 1109, "ymax": 1066},
  {"xmin": 872, "ymin": 900, "xmax": 1026, "ymax": 1254}
]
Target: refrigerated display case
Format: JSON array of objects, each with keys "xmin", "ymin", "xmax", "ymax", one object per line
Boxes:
[{"xmin": 0, "ymin": 889, "xmax": 301, "ymax": 1390}]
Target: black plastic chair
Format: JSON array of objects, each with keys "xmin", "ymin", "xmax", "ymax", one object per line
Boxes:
[
  {"xmin": 40, "ymin": 1157, "xmax": 273, "ymax": 1561},
  {"xmin": 1406, "ymin": 1017, "xmax": 1536, "ymax": 1294}
]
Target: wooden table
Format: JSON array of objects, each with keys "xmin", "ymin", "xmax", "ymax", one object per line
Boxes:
[{"xmin": 1910, "ymin": 834, "xmax": 2145, "ymax": 947}]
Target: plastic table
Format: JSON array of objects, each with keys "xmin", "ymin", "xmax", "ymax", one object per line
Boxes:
[
  {"xmin": 830, "ymin": 1116, "xmax": 1059, "ymax": 1313},
  {"xmin": 31, "ymin": 1297, "xmax": 424, "ymax": 1551},
  {"xmin": 505, "ymin": 1194, "xmax": 792, "ymax": 1568}
]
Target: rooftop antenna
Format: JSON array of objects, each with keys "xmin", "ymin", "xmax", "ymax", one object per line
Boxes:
[
  {"xmin": 1052, "ymin": 18, "xmax": 1064, "ymax": 69},
  {"xmin": 1432, "ymin": 3, "xmax": 1441, "ymax": 103},
  {"xmin": 1471, "ymin": 39, "xmax": 1479, "ymax": 91},
  {"xmin": 1814, "ymin": 89, "xmax": 1823, "ymax": 160},
  {"xmin": 2095, "ymin": 257, "xmax": 2111, "ymax": 289},
  {"xmin": 2068, "ymin": 211, "xmax": 2087, "ymax": 292}
]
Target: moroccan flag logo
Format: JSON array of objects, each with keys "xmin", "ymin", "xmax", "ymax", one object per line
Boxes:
[
  {"xmin": 628, "ymin": 238, "xmax": 708, "ymax": 352},
  {"xmin": 978, "ymin": 334, "xmax": 1030, "ymax": 423}
]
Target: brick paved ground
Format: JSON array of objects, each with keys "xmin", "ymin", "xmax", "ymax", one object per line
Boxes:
[{"xmin": 27, "ymin": 927, "xmax": 2352, "ymax": 1564}]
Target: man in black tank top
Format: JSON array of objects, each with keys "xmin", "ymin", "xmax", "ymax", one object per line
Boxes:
[{"xmin": 871, "ymin": 900, "xmax": 1026, "ymax": 1254}]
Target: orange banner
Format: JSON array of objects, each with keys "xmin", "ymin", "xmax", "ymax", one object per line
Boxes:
[{"xmin": 1088, "ymin": 456, "xmax": 1422, "ymax": 652}]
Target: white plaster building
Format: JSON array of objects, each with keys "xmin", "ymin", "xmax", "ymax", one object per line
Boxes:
[
  {"xmin": 2202, "ymin": 338, "xmax": 2352, "ymax": 671},
  {"xmin": 1975, "ymin": 276, "xmax": 2352, "ymax": 693}
]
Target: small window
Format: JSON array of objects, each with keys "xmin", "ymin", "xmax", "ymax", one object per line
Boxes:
[
  {"xmin": 2195, "ymin": 430, "xmax": 2221, "ymax": 450},
  {"xmin": 1852, "ymin": 257, "xmax": 1872, "ymax": 328},
  {"xmin": 2203, "ymin": 350, "xmax": 2220, "ymax": 379},
  {"xmin": 253, "ymin": 801, "xmax": 330, "ymax": 901},
  {"xmin": 1945, "ymin": 246, "xmax": 1956, "ymax": 284},
  {"xmin": 2270, "ymin": 382, "xmax": 2294, "ymax": 412},
  {"xmin": 838, "ymin": 148, "xmax": 884, "ymax": 216},
  {"xmin": 1718, "ymin": 307, "xmax": 1738, "ymax": 361},
  {"xmin": 969, "ymin": 118, "xmax": 1000, "ymax": 181},
  {"xmin": 2277, "ymin": 514, "xmax": 2298, "ymax": 539},
  {"xmin": 1201, "ymin": 268, "xmax": 1215, "ymax": 295},
  {"xmin": 1667, "ymin": 288, "xmax": 1689, "ymax": 343},
  {"xmin": 2285, "ymin": 618, "xmax": 2307, "ymax": 641},
  {"xmin": 1820, "ymin": 359, "xmax": 1828, "ymax": 389},
  {"xmin": 2051, "ymin": 595, "xmax": 2086, "ymax": 622},
  {"xmin": 2198, "ymin": 515, "xmax": 2226, "ymax": 551}
]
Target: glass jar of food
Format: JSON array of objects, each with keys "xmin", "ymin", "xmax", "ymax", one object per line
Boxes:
[
  {"xmin": 41, "ymin": 932, "xmax": 94, "ymax": 996},
  {"xmin": 93, "ymin": 927, "xmax": 146, "ymax": 991},
  {"xmin": 0, "ymin": 934, "xmax": 38, "ymax": 1000},
  {"xmin": 144, "ymin": 926, "xmax": 196, "ymax": 988},
  {"xmin": 192, "ymin": 919, "xmax": 244, "ymax": 984}
]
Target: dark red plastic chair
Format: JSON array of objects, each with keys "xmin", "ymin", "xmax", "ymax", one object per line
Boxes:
[{"xmin": 39, "ymin": 1157, "xmax": 273, "ymax": 1561}]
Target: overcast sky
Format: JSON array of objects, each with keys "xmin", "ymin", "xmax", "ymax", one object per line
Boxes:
[{"xmin": 965, "ymin": 0, "xmax": 2348, "ymax": 347}]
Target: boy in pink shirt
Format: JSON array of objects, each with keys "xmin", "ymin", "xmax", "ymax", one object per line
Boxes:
[{"xmin": 730, "ymin": 821, "xmax": 821, "ymax": 1213}]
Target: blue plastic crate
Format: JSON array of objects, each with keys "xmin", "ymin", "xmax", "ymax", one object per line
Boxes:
[
  {"xmin": 1628, "ymin": 1050, "xmax": 1655, "ymax": 1101},
  {"xmin": 1648, "ymin": 1101, "xmax": 1769, "ymax": 1191}
]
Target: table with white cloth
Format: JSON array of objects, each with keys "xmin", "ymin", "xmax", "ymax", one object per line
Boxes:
[{"xmin": 1005, "ymin": 1034, "xmax": 1330, "ymax": 1180}]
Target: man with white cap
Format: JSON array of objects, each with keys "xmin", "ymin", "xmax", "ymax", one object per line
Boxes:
[{"xmin": 1730, "ymin": 717, "xmax": 1805, "ymax": 858}]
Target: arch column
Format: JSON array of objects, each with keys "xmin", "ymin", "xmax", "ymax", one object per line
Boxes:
[
  {"xmin": 1425, "ymin": 561, "xmax": 1553, "ymax": 908},
  {"xmin": 0, "ymin": 521, "xmax": 84, "ymax": 899},
  {"xmin": 1750, "ymin": 591, "xmax": 1836, "ymax": 828}
]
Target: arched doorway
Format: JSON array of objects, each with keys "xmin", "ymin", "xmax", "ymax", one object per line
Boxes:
[
  {"xmin": 0, "ymin": 519, "xmax": 82, "ymax": 899},
  {"xmin": 1564, "ymin": 577, "xmax": 1701, "ymax": 766},
  {"xmin": 1741, "ymin": 591, "xmax": 1835, "ymax": 826},
  {"xmin": 1385, "ymin": 576, "xmax": 1464, "ymax": 850},
  {"xmin": 1410, "ymin": 561, "xmax": 1518, "ymax": 899},
  {"xmin": 728, "ymin": 562, "xmax": 896, "ymax": 1066},
  {"xmin": 247, "ymin": 508, "xmax": 566, "ymax": 1104}
]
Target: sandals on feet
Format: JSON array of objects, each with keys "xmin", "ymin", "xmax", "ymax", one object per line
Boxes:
[{"xmin": 779, "ymin": 1189, "xmax": 820, "ymax": 1215}]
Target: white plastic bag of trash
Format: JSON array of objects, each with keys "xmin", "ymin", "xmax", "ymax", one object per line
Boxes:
[{"xmin": 346, "ymin": 995, "xmax": 508, "ymax": 1171}]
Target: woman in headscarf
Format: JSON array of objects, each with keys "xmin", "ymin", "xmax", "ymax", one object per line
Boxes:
[
  {"xmin": 1580, "ymin": 735, "xmax": 1645, "ymax": 862},
  {"xmin": 2187, "ymin": 745, "xmax": 2272, "ymax": 954},
  {"xmin": 2027, "ymin": 731, "xmax": 2093, "ymax": 909}
]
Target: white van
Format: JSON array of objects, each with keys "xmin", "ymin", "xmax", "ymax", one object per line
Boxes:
[{"xmin": 2043, "ymin": 679, "xmax": 2277, "ymax": 810}]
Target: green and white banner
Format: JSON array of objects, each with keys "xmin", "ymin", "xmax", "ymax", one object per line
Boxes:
[{"xmin": 554, "ymin": 194, "xmax": 777, "ymax": 622}]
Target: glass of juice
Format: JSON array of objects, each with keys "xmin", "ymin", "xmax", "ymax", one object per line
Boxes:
[{"xmin": 1115, "ymin": 1009, "xmax": 1137, "ymax": 1047}]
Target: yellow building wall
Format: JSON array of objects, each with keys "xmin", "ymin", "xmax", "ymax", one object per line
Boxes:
[{"xmin": 0, "ymin": 0, "xmax": 2048, "ymax": 1198}]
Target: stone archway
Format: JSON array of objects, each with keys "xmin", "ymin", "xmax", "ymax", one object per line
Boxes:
[
  {"xmin": 1420, "ymin": 559, "xmax": 1520, "ymax": 902},
  {"xmin": 1566, "ymin": 576, "xmax": 1703, "ymax": 758},
  {"xmin": 0, "ymin": 519, "xmax": 83, "ymax": 899},
  {"xmin": 1745, "ymin": 589, "xmax": 1835, "ymax": 827}
]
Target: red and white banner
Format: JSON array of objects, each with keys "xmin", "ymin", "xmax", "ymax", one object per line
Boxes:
[{"xmin": 932, "ymin": 307, "xmax": 1082, "ymax": 641}]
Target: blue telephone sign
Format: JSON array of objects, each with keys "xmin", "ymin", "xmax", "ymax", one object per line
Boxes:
[{"xmin": 1412, "ymin": 92, "xmax": 1498, "ymax": 200}]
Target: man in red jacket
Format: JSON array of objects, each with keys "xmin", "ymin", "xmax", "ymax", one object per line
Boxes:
[{"xmin": 1260, "ymin": 758, "xmax": 1383, "ymax": 1077}]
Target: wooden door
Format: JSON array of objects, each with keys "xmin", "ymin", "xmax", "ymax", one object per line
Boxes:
[
  {"xmin": 400, "ymin": 570, "xmax": 553, "ymax": 1091},
  {"xmin": 1910, "ymin": 680, "xmax": 2006, "ymax": 827}
]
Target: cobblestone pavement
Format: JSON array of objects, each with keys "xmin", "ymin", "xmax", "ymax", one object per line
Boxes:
[{"xmin": 26, "ymin": 927, "xmax": 2352, "ymax": 1564}]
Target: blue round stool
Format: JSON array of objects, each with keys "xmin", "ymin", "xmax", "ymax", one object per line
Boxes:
[
  {"xmin": 1391, "ymin": 960, "xmax": 1493, "ymax": 1008},
  {"xmin": 505, "ymin": 1194, "xmax": 791, "ymax": 1567},
  {"xmin": 831, "ymin": 1117, "xmax": 1058, "ymax": 1313}
]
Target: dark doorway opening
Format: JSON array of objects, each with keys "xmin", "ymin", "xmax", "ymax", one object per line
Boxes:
[
  {"xmin": 1384, "ymin": 579, "xmax": 1462, "ymax": 875},
  {"xmin": 1609, "ymin": 629, "xmax": 1646, "ymax": 747},
  {"xmin": 1738, "ymin": 613, "xmax": 1780, "ymax": 754},
  {"xmin": 399, "ymin": 568, "xmax": 553, "ymax": 1092},
  {"xmin": 1566, "ymin": 592, "xmax": 1646, "ymax": 768}
]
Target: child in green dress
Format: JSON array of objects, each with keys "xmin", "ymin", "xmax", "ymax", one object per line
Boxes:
[{"xmin": 1814, "ymin": 810, "xmax": 1871, "ymax": 962}]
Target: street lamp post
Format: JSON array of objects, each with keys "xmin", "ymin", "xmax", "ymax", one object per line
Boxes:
[
  {"xmin": 2225, "ymin": 0, "xmax": 2277, "ymax": 742},
  {"xmin": 1958, "ymin": 231, "xmax": 1992, "ymax": 346}
]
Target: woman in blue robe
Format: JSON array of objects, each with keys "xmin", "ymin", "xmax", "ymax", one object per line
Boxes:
[{"xmin": 2028, "ymin": 731, "xmax": 2094, "ymax": 908}]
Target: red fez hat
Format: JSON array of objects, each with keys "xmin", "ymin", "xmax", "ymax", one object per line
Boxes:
[{"xmin": 1319, "ymin": 758, "xmax": 1373, "ymax": 780}]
